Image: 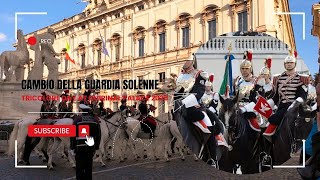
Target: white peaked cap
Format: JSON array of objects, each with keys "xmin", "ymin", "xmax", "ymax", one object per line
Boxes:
[
  {"xmin": 79, "ymin": 104, "xmax": 91, "ymax": 110},
  {"xmin": 182, "ymin": 94, "xmax": 199, "ymax": 108}
]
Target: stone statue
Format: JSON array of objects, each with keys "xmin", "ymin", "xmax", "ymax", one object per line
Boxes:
[
  {"xmin": 28, "ymin": 28, "xmax": 60, "ymax": 86},
  {"xmin": 0, "ymin": 29, "xmax": 29, "ymax": 82}
]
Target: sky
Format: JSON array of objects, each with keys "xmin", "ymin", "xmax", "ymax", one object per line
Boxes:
[{"xmin": 0, "ymin": 0, "xmax": 319, "ymax": 74}]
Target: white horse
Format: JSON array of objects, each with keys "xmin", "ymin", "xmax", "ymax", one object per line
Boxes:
[{"xmin": 7, "ymin": 117, "xmax": 37, "ymax": 162}]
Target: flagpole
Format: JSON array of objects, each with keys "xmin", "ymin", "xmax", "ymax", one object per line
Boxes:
[{"xmin": 227, "ymin": 43, "xmax": 233, "ymax": 96}]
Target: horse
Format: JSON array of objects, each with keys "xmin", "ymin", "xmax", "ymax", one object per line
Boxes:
[
  {"xmin": 0, "ymin": 29, "xmax": 29, "ymax": 81},
  {"xmin": 266, "ymin": 100, "xmax": 315, "ymax": 166},
  {"xmin": 173, "ymin": 98, "xmax": 227, "ymax": 168},
  {"xmin": 9, "ymin": 116, "xmax": 109, "ymax": 169},
  {"xmin": 103, "ymin": 110, "xmax": 191, "ymax": 162},
  {"xmin": 218, "ymin": 94, "xmax": 261, "ymax": 174}
]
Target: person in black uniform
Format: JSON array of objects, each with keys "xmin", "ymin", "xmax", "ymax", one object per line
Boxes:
[
  {"xmin": 70, "ymin": 104, "xmax": 101, "ymax": 180},
  {"xmin": 119, "ymin": 99, "xmax": 128, "ymax": 114},
  {"xmin": 138, "ymin": 97, "xmax": 156, "ymax": 137}
]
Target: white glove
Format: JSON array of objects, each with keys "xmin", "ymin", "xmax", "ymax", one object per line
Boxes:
[
  {"xmin": 312, "ymin": 103, "xmax": 317, "ymax": 111},
  {"xmin": 267, "ymin": 99, "xmax": 275, "ymax": 110},
  {"xmin": 244, "ymin": 102, "xmax": 256, "ymax": 112},
  {"xmin": 288, "ymin": 97, "xmax": 304, "ymax": 111},
  {"xmin": 240, "ymin": 102, "xmax": 256, "ymax": 113},
  {"xmin": 208, "ymin": 106, "xmax": 217, "ymax": 114},
  {"xmin": 296, "ymin": 97, "xmax": 304, "ymax": 103},
  {"xmin": 213, "ymin": 93, "xmax": 219, "ymax": 101}
]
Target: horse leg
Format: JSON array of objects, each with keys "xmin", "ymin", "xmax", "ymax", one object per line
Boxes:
[
  {"xmin": 47, "ymin": 138, "xmax": 60, "ymax": 169},
  {"xmin": 23, "ymin": 137, "xmax": 41, "ymax": 165},
  {"xmin": 61, "ymin": 137, "xmax": 75, "ymax": 168}
]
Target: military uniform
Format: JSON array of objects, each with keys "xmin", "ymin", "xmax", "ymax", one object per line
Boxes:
[
  {"xmin": 70, "ymin": 104, "xmax": 101, "ymax": 180},
  {"xmin": 263, "ymin": 56, "xmax": 309, "ymax": 136},
  {"xmin": 138, "ymin": 99, "xmax": 157, "ymax": 137}
]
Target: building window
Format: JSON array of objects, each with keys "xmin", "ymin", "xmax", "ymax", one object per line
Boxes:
[
  {"xmin": 138, "ymin": 39, "xmax": 144, "ymax": 57},
  {"xmin": 159, "ymin": 0, "xmax": 165, "ymax": 3},
  {"xmin": 208, "ymin": 20, "xmax": 216, "ymax": 40},
  {"xmin": 115, "ymin": 13, "xmax": 120, "ymax": 18},
  {"xmin": 81, "ymin": 54, "xmax": 86, "ymax": 68},
  {"xmin": 182, "ymin": 27, "xmax": 190, "ymax": 48},
  {"xmin": 238, "ymin": 11, "xmax": 248, "ymax": 32},
  {"xmin": 81, "ymin": 25, "xmax": 86, "ymax": 30},
  {"xmin": 97, "ymin": 50, "xmax": 102, "ymax": 65},
  {"xmin": 159, "ymin": 33, "xmax": 166, "ymax": 52},
  {"xmin": 159, "ymin": 72, "xmax": 165, "ymax": 82},
  {"xmin": 111, "ymin": 33, "xmax": 121, "ymax": 61},
  {"xmin": 138, "ymin": 4, "xmax": 144, "ymax": 10},
  {"xmin": 115, "ymin": 44, "xmax": 120, "ymax": 61}
]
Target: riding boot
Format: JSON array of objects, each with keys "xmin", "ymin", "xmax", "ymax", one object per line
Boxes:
[{"xmin": 206, "ymin": 126, "xmax": 217, "ymax": 167}]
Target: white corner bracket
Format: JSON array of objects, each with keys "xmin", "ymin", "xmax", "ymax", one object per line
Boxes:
[
  {"xmin": 273, "ymin": 12, "xmax": 305, "ymax": 40},
  {"xmin": 273, "ymin": 139, "xmax": 306, "ymax": 168},
  {"xmin": 15, "ymin": 140, "xmax": 47, "ymax": 168},
  {"xmin": 15, "ymin": 12, "xmax": 48, "ymax": 40}
]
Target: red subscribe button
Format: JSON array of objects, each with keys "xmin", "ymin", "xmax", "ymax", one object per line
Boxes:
[{"xmin": 28, "ymin": 125, "xmax": 76, "ymax": 137}]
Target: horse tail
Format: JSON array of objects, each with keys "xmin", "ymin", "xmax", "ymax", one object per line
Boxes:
[{"xmin": 7, "ymin": 120, "xmax": 22, "ymax": 156}]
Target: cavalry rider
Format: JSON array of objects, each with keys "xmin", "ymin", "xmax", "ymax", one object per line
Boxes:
[
  {"xmin": 263, "ymin": 55, "xmax": 309, "ymax": 137},
  {"xmin": 200, "ymin": 76, "xmax": 219, "ymax": 116},
  {"xmin": 176, "ymin": 57, "xmax": 225, "ymax": 166},
  {"xmin": 40, "ymin": 91, "xmax": 51, "ymax": 119},
  {"xmin": 70, "ymin": 104, "xmax": 101, "ymax": 180},
  {"xmin": 138, "ymin": 97, "xmax": 157, "ymax": 138},
  {"xmin": 58, "ymin": 90, "xmax": 70, "ymax": 118},
  {"xmin": 233, "ymin": 50, "xmax": 263, "ymax": 132}
]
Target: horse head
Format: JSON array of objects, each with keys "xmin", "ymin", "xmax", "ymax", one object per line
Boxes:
[
  {"xmin": 104, "ymin": 111, "xmax": 127, "ymax": 128},
  {"xmin": 219, "ymin": 93, "xmax": 238, "ymax": 129}
]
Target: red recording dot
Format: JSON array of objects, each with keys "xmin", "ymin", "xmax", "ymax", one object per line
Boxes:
[{"xmin": 27, "ymin": 36, "xmax": 37, "ymax": 46}]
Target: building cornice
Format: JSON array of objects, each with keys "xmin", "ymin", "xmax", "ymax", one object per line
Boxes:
[{"xmin": 312, "ymin": 4, "xmax": 320, "ymax": 37}]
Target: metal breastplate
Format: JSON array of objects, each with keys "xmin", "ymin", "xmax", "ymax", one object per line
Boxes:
[
  {"xmin": 175, "ymin": 72, "xmax": 196, "ymax": 93},
  {"xmin": 236, "ymin": 78, "xmax": 254, "ymax": 104},
  {"xmin": 308, "ymin": 84, "xmax": 316, "ymax": 100},
  {"xmin": 200, "ymin": 92, "xmax": 213, "ymax": 107}
]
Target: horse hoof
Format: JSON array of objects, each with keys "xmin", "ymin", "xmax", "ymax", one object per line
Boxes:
[
  {"xmin": 42, "ymin": 159, "xmax": 47, "ymax": 163},
  {"xmin": 124, "ymin": 157, "xmax": 128, "ymax": 160},
  {"xmin": 72, "ymin": 165, "xmax": 76, "ymax": 168},
  {"xmin": 144, "ymin": 155, "xmax": 147, "ymax": 159},
  {"xmin": 181, "ymin": 158, "xmax": 185, "ymax": 161},
  {"xmin": 166, "ymin": 159, "xmax": 170, "ymax": 162},
  {"xmin": 38, "ymin": 155, "xmax": 43, "ymax": 159},
  {"xmin": 168, "ymin": 154, "xmax": 172, "ymax": 157},
  {"xmin": 120, "ymin": 160, "xmax": 124, "ymax": 163},
  {"xmin": 48, "ymin": 166, "xmax": 53, "ymax": 170},
  {"xmin": 52, "ymin": 162, "xmax": 56, "ymax": 167},
  {"xmin": 155, "ymin": 158, "xmax": 160, "ymax": 161},
  {"xmin": 101, "ymin": 164, "xmax": 106, "ymax": 167}
]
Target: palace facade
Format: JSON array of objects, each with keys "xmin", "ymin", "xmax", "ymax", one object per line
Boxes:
[{"xmin": 24, "ymin": 0, "xmax": 296, "ymax": 114}]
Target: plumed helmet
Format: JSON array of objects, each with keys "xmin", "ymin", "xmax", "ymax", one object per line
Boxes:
[
  {"xmin": 260, "ymin": 67, "xmax": 270, "ymax": 75},
  {"xmin": 240, "ymin": 60, "xmax": 252, "ymax": 69},
  {"xmin": 284, "ymin": 56, "xmax": 296, "ymax": 64}
]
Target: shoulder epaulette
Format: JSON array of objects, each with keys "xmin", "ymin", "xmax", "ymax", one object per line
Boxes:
[{"xmin": 298, "ymin": 74, "xmax": 310, "ymax": 85}]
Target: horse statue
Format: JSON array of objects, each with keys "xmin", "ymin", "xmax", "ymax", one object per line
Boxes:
[
  {"xmin": 0, "ymin": 29, "xmax": 29, "ymax": 82},
  {"xmin": 218, "ymin": 94, "xmax": 261, "ymax": 174}
]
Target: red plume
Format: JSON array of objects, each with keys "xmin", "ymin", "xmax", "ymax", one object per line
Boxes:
[
  {"xmin": 64, "ymin": 90, "xmax": 69, "ymax": 94},
  {"xmin": 265, "ymin": 56, "xmax": 272, "ymax": 69},
  {"xmin": 209, "ymin": 74, "xmax": 214, "ymax": 82},
  {"xmin": 247, "ymin": 49, "xmax": 253, "ymax": 61},
  {"xmin": 294, "ymin": 50, "xmax": 298, "ymax": 58}
]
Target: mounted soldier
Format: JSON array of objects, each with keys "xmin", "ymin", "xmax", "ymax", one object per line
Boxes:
[
  {"xmin": 138, "ymin": 96, "xmax": 157, "ymax": 138},
  {"xmin": 58, "ymin": 90, "xmax": 70, "ymax": 118},
  {"xmin": 200, "ymin": 74, "xmax": 219, "ymax": 116},
  {"xmin": 174, "ymin": 57, "xmax": 225, "ymax": 167},
  {"xmin": 40, "ymin": 91, "xmax": 51, "ymax": 119},
  {"xmin": 262, "ymin": 55, "xmax": 309, "ymax": 137},
  {"xmin": 233, "ymin": 50, "xmax": 264, "ymax": 132}
]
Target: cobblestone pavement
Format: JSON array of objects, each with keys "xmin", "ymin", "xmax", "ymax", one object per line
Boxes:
[{"xmin": 0, "ymin": 153, "xmax": 303, "ymax": 180}]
